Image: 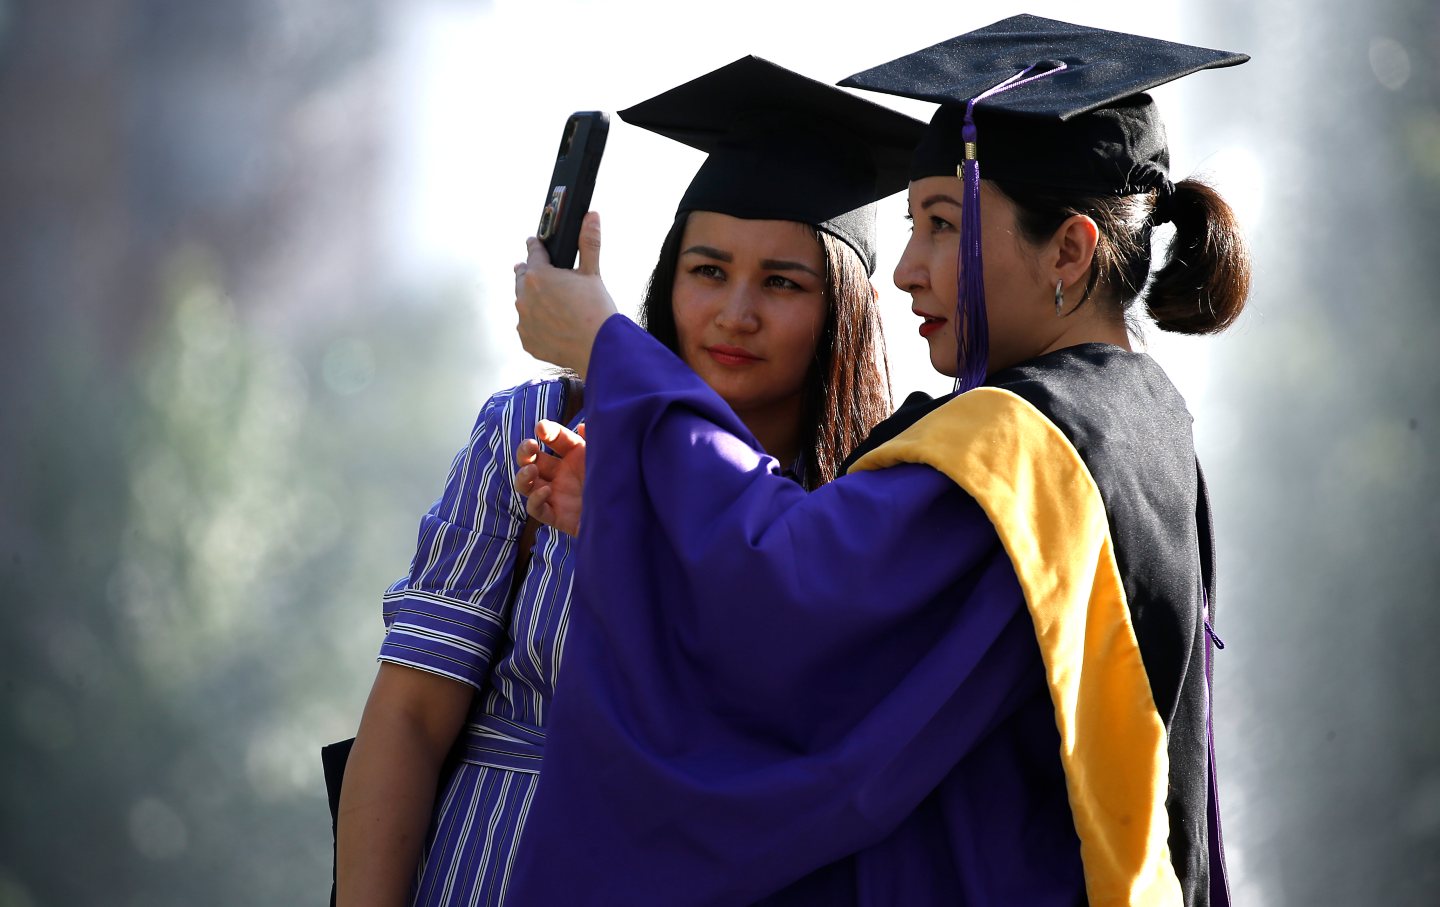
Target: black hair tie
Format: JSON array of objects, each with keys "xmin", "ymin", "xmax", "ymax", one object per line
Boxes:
[{"xmin": 1149, "ymin": 178, "xmax": 1179, "ymax": 226}]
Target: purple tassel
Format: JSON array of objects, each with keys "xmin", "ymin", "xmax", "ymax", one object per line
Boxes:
[
  {"xmin": 950, "ymin": 62, "xmax": 1069, "ymax": 392},
  {"xmin": 954, "ymin": 122, "xmax": 989, "ymax": 394}
]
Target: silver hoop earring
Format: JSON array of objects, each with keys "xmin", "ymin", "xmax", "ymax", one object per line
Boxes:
[{"xmin": 1054, "ymin": 279, "xmax": 1065, "ymax": 316}]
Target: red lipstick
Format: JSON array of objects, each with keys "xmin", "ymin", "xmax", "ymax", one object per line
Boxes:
[
  {"xmin": 916, "ymin": 314, "xmax": 948, "ymax": 339},
  {"xmin": 705, "ymin": 344, "xmax": 762, "ymax": 366}
]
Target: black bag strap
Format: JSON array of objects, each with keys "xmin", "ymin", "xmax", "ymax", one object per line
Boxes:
[{"xmin": 1196, "ymin": 461, "xmax": 1232, "ymax": 907}]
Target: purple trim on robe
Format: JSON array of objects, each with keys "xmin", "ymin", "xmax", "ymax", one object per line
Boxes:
[{"xmin": 505, "ymin": 316, "xmax": 1086, "ymax": 906}]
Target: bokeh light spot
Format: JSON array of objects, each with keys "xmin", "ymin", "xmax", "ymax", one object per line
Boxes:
[
  {"xmin": 245, "ymin": 725, "xmax": 316, "ymax": 801},
  {"xmin": 1368, "ymin": 37, "xmax": 1411, "ymax": 91}
]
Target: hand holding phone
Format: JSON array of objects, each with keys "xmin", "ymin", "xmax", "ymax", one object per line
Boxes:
[{"xmin": 537, "ymin": 111, "xmax": 609, "ymax": 269}]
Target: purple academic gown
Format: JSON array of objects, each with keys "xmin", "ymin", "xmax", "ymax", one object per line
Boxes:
[{"xmin": 505, "ymin": 316, "xmax": 1085, "ymax": 905}]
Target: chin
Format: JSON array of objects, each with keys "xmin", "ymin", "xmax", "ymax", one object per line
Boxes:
[{"xmin": 927, "ymin": 349, "xmax": 959, "ymax": 378}]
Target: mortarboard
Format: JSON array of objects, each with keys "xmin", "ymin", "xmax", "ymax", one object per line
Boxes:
[
  {"xmin": 840, "ymin": 13, "xmax": 1248, "ymax": 192},
  {"xmin": 839, "ymin": 14, "xmax": 1248, "ymax": 389},
  {"xmin": 620, "ymin": 56, "xmax": 925, "ymax": 276}
]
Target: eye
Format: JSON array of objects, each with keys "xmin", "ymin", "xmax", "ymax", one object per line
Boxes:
[
  {"xmin": 903, "ymin": 212, "xmax": 915, "ymax": 232},
  {"xmin": 689, "ymin": 263, "xmax": 725, "ymax": 281},
  {"xmin": 904, "ymin": 211, "xmax": 956, "ymax": 234},
  {"xmin": 763, "ymin": 274, "xmax": 805, "ymax": 291}
]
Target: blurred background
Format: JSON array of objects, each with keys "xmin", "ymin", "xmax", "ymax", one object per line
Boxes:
[{"xmin": 1, "ymin": 0, "xmax": 1436, "ymax": 903}]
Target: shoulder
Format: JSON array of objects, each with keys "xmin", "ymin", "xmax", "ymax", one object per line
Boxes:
[
  {"xmin": 468, "ymin": 377, "xmax": 571, "ymax": 447},
  {"xmin": 987, "ymin": 344, "xmax": 1191, "ymax": 445},
  {"xmin": 840, "ymin": 390, "xmax": 953, "ymax": 474}
]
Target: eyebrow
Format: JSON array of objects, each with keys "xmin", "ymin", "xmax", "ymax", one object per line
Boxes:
[
  {"xmin": 681, "ymin": 244, "xmax": 732, "ymax": 262},
  {"xmin": 919, "ymin": 193, "xmax": 964, "ymax": 209},
  {"xmin": 760, "ymin": 259, "xmax": 822, "ymax": 279},
  {"xmin": 681, "ymin": 245, "xmax": 822, "ymax": 280}
]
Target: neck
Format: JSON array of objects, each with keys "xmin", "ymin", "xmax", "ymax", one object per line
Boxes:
[
  {"xmin": 736, "ymin": 395, "xmax": 808, "ymax": 471},
  {"xmin": 1040, "ymin": 306, "xmax": 1132, "ymax": 357}
]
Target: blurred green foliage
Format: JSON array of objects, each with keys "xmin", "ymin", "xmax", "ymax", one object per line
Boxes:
[{"xmin": 0, "ymin": 242, "xmax": 490, "ymax": 905}]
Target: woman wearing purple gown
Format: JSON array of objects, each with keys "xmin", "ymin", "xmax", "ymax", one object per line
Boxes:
[
  {"xmin": 334, "ymin": 58, "xmax": 920, "ymax": 906},
  {"xmin": 508, "ymin": 16, "xmax": 1252, "ymax": 907}
]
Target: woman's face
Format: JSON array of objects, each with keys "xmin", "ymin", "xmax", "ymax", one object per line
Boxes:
[
  {"xmin": 894, "ymin": 176, "xmax": 1053, "ymax": 377},
  {"xmin": 671, "ymin": 211, "xmax": 828, "ymax": 417}
]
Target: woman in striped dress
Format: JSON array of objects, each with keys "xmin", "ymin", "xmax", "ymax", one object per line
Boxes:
[{"xmin": 334, "ymin": 58, "xmax": 921, "ymax": 906}]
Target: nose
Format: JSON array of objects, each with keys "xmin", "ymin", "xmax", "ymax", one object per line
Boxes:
[
  {"xmin": 893, "ymin": 230, "xmax": 928, "ymax": 296},
  {"xmin": 713, "ymin": 283, "xmax": 760, "ymax": 333}
]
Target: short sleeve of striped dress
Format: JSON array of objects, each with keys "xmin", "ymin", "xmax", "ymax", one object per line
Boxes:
[{"xmin": 377, "ymin": 379, "xmax": 565, "ymax": 691}]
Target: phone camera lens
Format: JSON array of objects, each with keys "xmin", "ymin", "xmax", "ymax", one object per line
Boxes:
[{"xmin": 559, "ymin": 118, "xmax": 579, "ymax": 158}]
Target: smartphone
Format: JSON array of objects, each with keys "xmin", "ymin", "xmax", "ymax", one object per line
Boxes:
[{"xmin": 536, "ymin": 111, "xmax": 609, "ymax": 269}]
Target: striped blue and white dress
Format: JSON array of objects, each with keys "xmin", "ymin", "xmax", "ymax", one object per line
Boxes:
[{"xmin": 378, "ymin": 378, "xmax": 579, "ymax": 907}]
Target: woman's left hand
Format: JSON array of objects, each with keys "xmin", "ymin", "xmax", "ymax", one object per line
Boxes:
[{"xmin": 514, "ymin": 212, "xmax": 618, "ymax": 378}]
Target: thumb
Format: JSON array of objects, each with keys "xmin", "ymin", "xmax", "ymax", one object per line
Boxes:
[
  {"xmin": 577, "ymin": 211, "xmax": 602, "ymax": 276},
  {"xmin": 536, "ymin": 419, "xmax": 584, "ymax": 456}
]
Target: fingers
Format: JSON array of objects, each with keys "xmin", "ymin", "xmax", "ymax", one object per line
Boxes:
[
  {"xmin": 525, "ymin": 484, "xmax": 554, "ymax": 524},
  {"xmin": 515, "ymin": 463, "xmax": 538, "ymax": 496},
  {"xmin": 525, "ymin": 235, "xmax": 551, "ymax": 271},
  {"xmin": 515, "ymin": 236, "xmax": 548, "ymax": 298},
  {"xmin": 534, "ymin": 419, "xmax": 562, "ymax": 445},
  {"xmin": 516, "ymin": 438, "xmax": 541, "ymax": 468},
  {"xmin": 518, "ymin": 443, "xmax": 566, "ymax": 484},
  {"xmin": 513, "ymin": 259, "xmax": 529, "ymax": 299},
  {"xmin": 534, "ymin": 419, "xmax": 585, "ymax": 457},
  {"xmin": 576, "ymin": 212, "xmax": 602, "ymax": 277}
]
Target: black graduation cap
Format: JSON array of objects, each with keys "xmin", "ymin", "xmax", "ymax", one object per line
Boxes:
[
  {"xmin": 619, "ymin": 56, "xmax": 925, "ymax": 275},
  {"xmin": 839, "ymin": 13, "xmax": 1249, "ymax": 194},
  {"xmin": 839, "ymin": 14, "xmax": 1249, "ymax": 393}
]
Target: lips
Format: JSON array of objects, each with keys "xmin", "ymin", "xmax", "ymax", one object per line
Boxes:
[
  {"xmin": 705, "ymin": 344, "xmax": 763, "ymax": 366},
  {"xmin": 915, "ymin": 310, "xmax": 948, "ymax": 339}
]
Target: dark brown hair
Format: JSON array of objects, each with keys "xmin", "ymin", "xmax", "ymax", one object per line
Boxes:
[
  {"xmin": 993, "ymin": 177, "xmax": 1252, "ymax": 334},
  {"xmin": 639, "ymin": 213, "xmax": 892, "ymax": 488}
]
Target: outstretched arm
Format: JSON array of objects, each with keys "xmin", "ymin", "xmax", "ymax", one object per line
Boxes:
[{"xmin": 506, "ymin": 315, "xmax": 1042, "ymax": 905}]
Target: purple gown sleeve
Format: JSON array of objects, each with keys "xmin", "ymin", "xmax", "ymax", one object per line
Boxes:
[{"xmin": 507, "ymin": 316, "xmax": 1043, "ymax": 905}]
